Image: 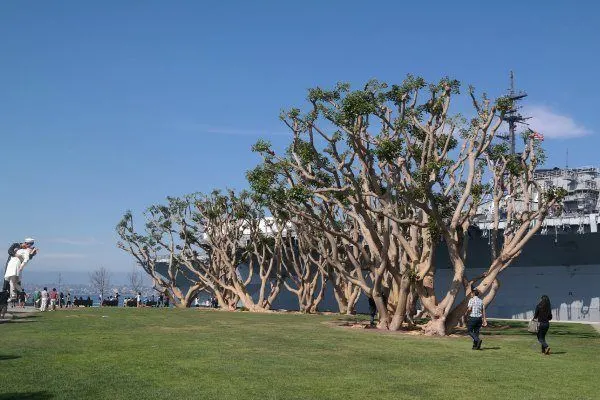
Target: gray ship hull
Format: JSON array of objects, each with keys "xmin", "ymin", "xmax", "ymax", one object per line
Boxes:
[
  {"xmin": 433, "ymin": 230, "xmax": 600, "ymax": 322},
  {"xmin": 436, "ymin": 229, "xmax": 600, "ymax": 269}
]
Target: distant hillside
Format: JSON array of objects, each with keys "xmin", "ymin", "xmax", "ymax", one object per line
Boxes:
[{"xmin": 21, "ymin": 270, "xmax": 136, "ymax": 286}]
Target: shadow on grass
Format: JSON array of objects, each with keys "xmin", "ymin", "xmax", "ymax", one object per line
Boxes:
[
  {"xmin": 335, "ymin": 315, "xmax": 370, "ymax": 323},
  {"xmin": 1, "ymin": 314, "xmax": 40, "ymax": 323},
  {"xmin": 331, "ymin": 316, "xmax": 600, "ymax": 340},
  {"xmin": 481, "ymin": 321, "xmax": 600, "ymax": 339},
  {"xmin": 483, "ymin": 329, "xmax": 599, "ymax": 339},
  {"xmin": 480, "ymin": 347, "xmax": 501, "ymax": 351},
  {"xmin": 0, "ymin": 319, "xmax": 39, "ymax": 325},
  {"xmin": 0, "ymin": 392, "xmax": 53, "ymax": 399},
  {"xmin": 545, "ymin": 328, "xmax": 599, "ymax": 339},
  {"xmin": 6, "ymin": 313, "xmax": 40, "ymax": 318},
  {"xmin": 0, "ymin": 355, "xmax": 21, "ymax": 361}
]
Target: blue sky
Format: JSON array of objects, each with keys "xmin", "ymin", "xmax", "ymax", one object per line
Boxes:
[{"xmin": 1, "ymin": 1, "xmax": 598, "ymax": 281}]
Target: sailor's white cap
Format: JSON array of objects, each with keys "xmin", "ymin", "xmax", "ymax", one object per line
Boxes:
[{"xmin": 24, "ymin": 238, "xmax": 35, "ymax": 244}]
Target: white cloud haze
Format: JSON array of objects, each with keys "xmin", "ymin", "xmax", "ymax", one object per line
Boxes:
[{"xmin": 523, "ymin": 105, "xmax": 591, "ymax": 139}]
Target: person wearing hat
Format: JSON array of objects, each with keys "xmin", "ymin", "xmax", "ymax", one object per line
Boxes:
[{"xmin": 4, "ymin": 238, "xmax": 38, "ymax": 300}]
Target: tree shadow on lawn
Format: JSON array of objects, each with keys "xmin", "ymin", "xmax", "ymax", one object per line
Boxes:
[
  {"xmin": 0, "ymin": 355, "xmax": 21, "ymax": 361},
  {"xmin": 0, "ymin": 392, "xmax": 53, "ymax": 400},
  {"xmin": 0, "ymin": 318, "xmax": 39, "ymax": 325},
  {"xmin": 335, "ymin": 315, "xmax": 370, "ymax": 323},
  {"xmin": 330, "ymin": 317, "xmax": 599, "ymax": 340},
  {"xmin": 0, "ymin": 314, "xmax": 40, "ymax": 324},
  {"xmin": 481, "ymin": 321, "xmax": 599, "ymax": 339},
  {"xmin": 543, "ymin": 327, "xmax": 599, "ymax": 339},
  {"xmin": 482, "ymin": 329, "xmax": 598, "ymax": 340}
]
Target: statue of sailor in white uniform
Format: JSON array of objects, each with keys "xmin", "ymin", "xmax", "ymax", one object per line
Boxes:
[{"xmin": 4, "ymin": 238, "xmax": 38, "ymax": 299}]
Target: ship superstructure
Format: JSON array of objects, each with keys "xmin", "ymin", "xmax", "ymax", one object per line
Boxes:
[
  {"xmin": 536, "ymin": 167, "xmax": 599, "ymax": 216},
  {"xmin": 476, "ymin": 167, "xmax": 600, "ymax": 235}
]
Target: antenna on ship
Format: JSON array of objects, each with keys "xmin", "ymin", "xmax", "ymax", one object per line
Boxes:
[{"xmin": 499, "ymin": 71, "xmax": 529, "ymax": 155}]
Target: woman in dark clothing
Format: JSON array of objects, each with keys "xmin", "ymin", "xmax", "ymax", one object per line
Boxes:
[{"xmin": 533, "ymin": 295, "xmax": 553, "ymax": 355}]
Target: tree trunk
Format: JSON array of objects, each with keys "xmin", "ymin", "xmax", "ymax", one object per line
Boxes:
[
  {"xmin": 388, "ymin": 276, "xmax": 411, "ymax": 331},
  {"xmin": 405, "ymin": 285, "xmax": 420, "ymax": 325},
  {"xmin": 445, "ymin": 278, "xmax": 501, "ymax": 332},
  {"xmin": 346, "ymin": 285, "xmax": 360, "ymax": 314},
  {"xmin": 329, "ymin": 273, "xmax": 361, "ymax": 315},
  {"xmin": 164, "ymin": 291, "xmax": 191, "ymax": 309},
  {"xmin": 334, "ymin": 294, "xmax": 349, "ymax": 314},
  {"xmin": 445, "ymin": 300, "xmax": 467, "ymax": 332},
  {"xmin": 307, "ymin": 275, "xmax": 326, "ymax": 313},
  {"xmin": 173, "ymin": 300, "xmax": 188, "ymax": 309},
  {"xmin": 423, "ymin": 314, "xmax": 447, "ymax": 336},
  {"xmin": 373, "ymin": 294, "xmax": 389, "ymax": 329},
  {"xmin": 165, "ymin": 287, "xmax": 193, "ymax": 309},
  {"xmin": 215, "ymin": 289, "xmax": 238, "ymax": 310},
  {"xmin": 483, "ymin": 278, "xmax": 501, "ymax": 305}
]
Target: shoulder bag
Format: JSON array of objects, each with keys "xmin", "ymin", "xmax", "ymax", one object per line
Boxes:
[{"xmin": 527, "ymin": 319, "xmax": 539, "ymax": 333}]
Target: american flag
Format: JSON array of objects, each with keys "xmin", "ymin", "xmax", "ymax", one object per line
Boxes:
[{"xmin": 530, "ymin": 131, "xmax": 544, "ymax": 141}]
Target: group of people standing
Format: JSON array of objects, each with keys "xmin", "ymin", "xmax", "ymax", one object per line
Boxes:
[
  {"xmin": 31, "ymin": 288, "xmax": 77, "ymax": 311},
  {"xmin": 121, "ymin": 293, "xmax": 169, "ymax": 307},
  {"xmin": 193, "ymin": 296, "xmax": 218, "ymax": 308}
]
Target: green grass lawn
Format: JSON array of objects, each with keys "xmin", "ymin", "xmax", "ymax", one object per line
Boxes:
[{"xmin": 1, "ymin": 308, "xmax": 598, "ymax": 400}]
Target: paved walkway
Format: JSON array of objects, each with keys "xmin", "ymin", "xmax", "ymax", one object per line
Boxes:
[
  {"xmin": 8, "ymin": 305, "xmax": 38, "ymax": 312},
  {"xmin": 2, "ymin": 306, "xmax": 39, "ymax": 318}
]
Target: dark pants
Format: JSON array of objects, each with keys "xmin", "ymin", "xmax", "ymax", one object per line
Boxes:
[
  {"xmin": 468, "ymin": 317, "xmax": 483, "ymax": 345},
  {"xmin": 370, "ymin": 311, "xmax": 376, "ymax": 325},
  {"xmin": 537, "ymin": 321, "xmax": 550, "ymax": 350}
]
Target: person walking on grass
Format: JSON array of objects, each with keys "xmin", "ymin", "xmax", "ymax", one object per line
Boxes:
[
  {"xmin": 533, "ymin": 295, "xmax": 553, "ymax": 355},
  {"xmin": 466, "ymin": 289, "xmax": 487, "ymax": 350}
]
